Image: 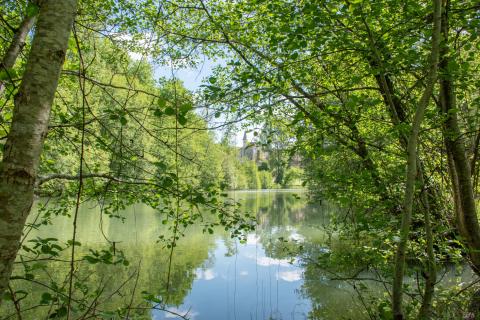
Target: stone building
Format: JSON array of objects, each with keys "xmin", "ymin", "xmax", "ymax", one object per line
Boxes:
[{"xmin": 239, "ymin": 132, "xmax": 269, "ymax": 163}]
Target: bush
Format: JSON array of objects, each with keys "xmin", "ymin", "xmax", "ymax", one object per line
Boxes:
[
  {"xmin": 283, "ymin": 167, "xmax": 304, "ymax": 187},
  {"xmin": 259, "ymin": 171, "xmax": 274, "ymax": 189}
]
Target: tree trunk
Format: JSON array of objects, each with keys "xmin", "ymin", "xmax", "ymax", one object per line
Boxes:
[
  {"xmin": 438, "ymin": 1, "xmax": 480, "ymax": 275},
  {"xmin": 392, "ymin": 0, "xmax": 443, "ymax": 318},
  {"xmin": 438, "ymin": 6, "xmax": 480, "ymax": 318},
  {"xmin": 417, "ymin": 170, "xmax": 436, "ymax": 320},
  {"xmin": 368, "ymin": 45, "xmax": 438, "ymax": 320},
  {"xmin": 0, "ymin": 0, "xmax": 77, "ymax": 302},
  {"xmin": 0, "ymin": 11, "xmax": 37, "ymax": 96}
]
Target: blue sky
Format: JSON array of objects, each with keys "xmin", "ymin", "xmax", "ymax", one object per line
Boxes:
[
  {"xmin": 154, "ymin": 57, "xmax": 216, "ymax": 91},
  {"xmin": 153, "ymin": 58, "xmax": 252, "ymax": 147}
]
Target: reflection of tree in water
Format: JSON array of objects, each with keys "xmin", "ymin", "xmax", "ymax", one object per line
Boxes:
[
  {"xmin": 143, "ymin": 230, "xmax": 216, "ymax": 306},
  {"xmin": 242, "ymin": 192, "xmax": 373, "ymax": 320},
  {"xmin": 9, "ymin": 192, "xmax": 370, "ymax": 319},
  {"xmin": 6, "ymin": 203, "xmax": 217, "ymax": 319},
  {"xmin": 292, "ymin": 235, "xmax": 379, "ymax": 320},
  {"xmin": 246, "ymin": 192, "xmax": 331, "ymax": 259},
  {"xmin": 236, "ymin": 191, "xmax": 322, "ymax": 228},
  {"xmin": 222, "ymin": 235, "xmax": 238, "ymax": 257}
]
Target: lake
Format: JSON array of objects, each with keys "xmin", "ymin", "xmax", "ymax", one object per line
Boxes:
[{"xmin": 8, "ymin": 190, "xmax": 470, "ymax": 319}]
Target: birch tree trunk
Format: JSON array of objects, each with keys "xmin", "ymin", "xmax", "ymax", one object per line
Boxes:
[
  {"xmin": 0, "ymin": 10, "xmax": 37, "ymax": 96},
  {"xmin": 392, "ymin": 0, "xmax": 443, "ymax": 318},
  {"xmin": 0, "ymin": 0, "xmax": 77, "ymax": 301}
]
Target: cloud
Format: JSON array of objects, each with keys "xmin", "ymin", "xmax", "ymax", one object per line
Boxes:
[
  {"xmin": 195, "ymin": 268, "xmax": 216, "ymax": 281},
  {"xmin": 240, "ymin": 270, "xmax": 248, "ymax": 276},
  {"xmin": 277, "ymin": 270, "xmax": 302, "ymax": 282},
  {"xmin": 256, "ymin": 256, "xmax": 291, "ymax": 267},
  {"xmin": 244, "ymin": 252, "xmax": 293, "ymax": 267},
  {"xmin": 246, "ymin": 234, "xmax": 260, "ymax": 245},
  {"xmin": 115, "ymin": 33, "xmax": 155, "ymax": 61}
]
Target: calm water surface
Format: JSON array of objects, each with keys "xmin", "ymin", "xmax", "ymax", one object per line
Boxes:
[{"xmin": 24, "ymin": 190, "xmax": 373, "ymax": 319}]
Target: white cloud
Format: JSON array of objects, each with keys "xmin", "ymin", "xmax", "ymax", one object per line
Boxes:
[
  {"xmin": 195, "ymin": 268, "xmax": 216, "ymax": 281},
  {"xmin": 246, "ymin": 234, "xmax": 260, "ymax": 245},
  {"xmin": 129, "ymin": 52, "xmax": 144, "ymax": 61},
  {"xmin": 277, "ymin": 270, "xmax": 302, "ymax": 282},
  {"xmin": 115, "ymin": 33, "xmax": 155, "ymax": 61},
  {"xmin": 244, "ymin": 252, "xmax": 293, "ymax": 267},
  {"xmin": 240, "ymin": 270, "xmax": 248, "ymax": 276},
  {"xmin": 256, "ymin": 256, "xmax": 291, "ymax": 267}
]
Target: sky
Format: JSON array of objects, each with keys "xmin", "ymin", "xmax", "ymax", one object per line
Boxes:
[
  {"xmin": 151, "ymin": 57, "xmax": 253, "ymax": 147},
  {"xmin": 154, "ymin": 57, "xmax": 215, "ymax": 91},
  {"xmin": 126, "ymin": 33, "xmax": 253, "ymax": 147}
]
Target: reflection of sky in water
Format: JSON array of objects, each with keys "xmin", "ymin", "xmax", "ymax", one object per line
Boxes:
[
  {"xmin": 27, "ymin": 191, "xmax": 475, "ymax": 320},
  {"xmin": 153, "ymin": 236, "xmax": 311, "ymax": 320}
]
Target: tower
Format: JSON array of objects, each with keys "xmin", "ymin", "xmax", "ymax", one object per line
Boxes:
[{"xmin": 240, "ymin": 131, "xmax": 248, "ymax": 159}]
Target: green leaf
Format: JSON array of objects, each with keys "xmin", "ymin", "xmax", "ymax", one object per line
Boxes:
[
  {"xmin": 208, "ymin": 76, "xmax": 217, "ymax": 84},
  {"xmin": 66, "ymin": 240, "xmax": 81, "ymax": 246},
  {"xmin": 178, "ymin": 114, "xmax": 187, "ymax": 126},
  {"xmin": 25, "ymin": 273, "xmax": 34, "ymax": 280},
  {"xmin": 26, "ymin": 2, "xmax": 39, "ymax": 17},
  {"xmin": 165, "ymin": 107, "xmax": 176, "ymax": 116},
  {"xmin": 40, "ymin": 292, "xmax": 53, "ymax": 304},
  {"xmin": 84, "ymin": 256, "xmax": 99, "ymax": 264},
  {"xmin": 50, "ymin": 306, "xmax": 67, "ymax": 318},
  {"xmin": 3, "ymin": 291, "xmax": 13, "ymax": 301},
  {"xmin": 0, "ymin": 68, "xmax": 18, "ymax": 81},
  {"xmin": 180, "ymin": 102, "xmax": 193, "ymax": 114}
]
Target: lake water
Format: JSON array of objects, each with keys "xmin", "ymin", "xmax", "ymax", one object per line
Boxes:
[{"xmin": 11, "ymin": 189, "xmax": 468, "ymax": 319}]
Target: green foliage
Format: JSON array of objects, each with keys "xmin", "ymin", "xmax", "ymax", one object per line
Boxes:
[
  {"xmin": 282, "ymin": 167, "xmax": 304, "ymax": 188},
  {"xmin": 240, "ymin": 160, "xmax": 261, "ymax": 189},
  {"xmin": 258, "ymin": 170, "xmax": 274, "ymax": 189},
  {"xmin": 2, "ymin": 0, "xmax": 480, "ymax": 318}
]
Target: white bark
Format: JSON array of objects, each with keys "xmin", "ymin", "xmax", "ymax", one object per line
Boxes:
[{"xmin": 0, "ymin": 0, "xmax": 77, "ymax": 301}]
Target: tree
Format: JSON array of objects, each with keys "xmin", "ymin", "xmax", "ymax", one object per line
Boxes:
[
  {"xmin": 155, "ymin": 0, "xmax": 480, "ymax": 317},
  {"xmin": 0, "ymin": 0, "xmax": 77, "ymax": 300},
  {"xmin": 0, "ymin": 1, "xmax": 37, "ymax": 96},
  {"xmin": 391, "ymin": 0, "xmax": 442, "ymax": 317}
]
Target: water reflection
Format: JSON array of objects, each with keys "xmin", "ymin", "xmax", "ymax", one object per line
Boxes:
[
  {"xmin": 153, "ymin": 238, "xmax": 310, "ymax": 320},
  {"xmin": 13, "ymin": 190, "xmax": 364, "ymax": 320},
  {"xmin": 150, "ymin": 190, "xmax": 324, "ymax": 320}
]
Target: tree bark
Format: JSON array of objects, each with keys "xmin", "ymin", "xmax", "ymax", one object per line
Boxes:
[
  {"xmin": 0, "ymin": 10, "xmax": 37, "ymax": 96},
  {"xmin": 439, "ymin": 6, "xmax": 480, "ymax": 317},
  {"xmin": 0, "ymin": 0, "xmax": 77, "ymax": 302},
  {"xmin": 438, "ymin": 0, "xmax": 480, "ymax": 275},
  {"xmin": 392, "ymin": 0, "xmax": 443, "ymax": 318},
  {"xmin": 417, "ymin": 170, "xmax": 436, "ymax": 320},
  {"xmin": 366, "ymin": 37, "xmax": 439, "ymax": 320}
]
